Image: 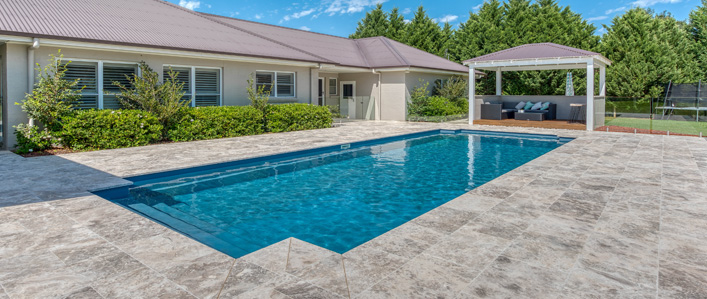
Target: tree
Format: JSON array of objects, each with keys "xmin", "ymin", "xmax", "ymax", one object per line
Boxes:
[
  {"xmin": 689, "ymin": 0, "xmax": 707, "ymax": 78},
  {"xmin": 349, "ymin": 3, "xmax": 389, "ymax": 39},
  {"xmin": 113, "ymin": 62, "xmax": 190, "ymax": 134},
  {"xmin": 387, "ymin": 7, "xmax": 407, "ymax": 42},
  {"xmin": 437, "ymin": 22, "xmax": 455, "ymax": 58},
  {"xmin": 405, "ymin": 6, "xmax": 442, "ymax": 54},
  {"xmin": 602, "ymin": 8, "xmax": 699, "ymax": 98}
]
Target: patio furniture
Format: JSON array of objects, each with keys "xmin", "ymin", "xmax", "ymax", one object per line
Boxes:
[
  {"xmin": 569, "ymin": 104, "xmax": 586, "ymax": 124},
  {"xmin": 515, "ymin": 111, "xmax": 544, "ymax": 121},
  {"xmin": 480, "ymin": 102, "xmax": 557, "ymax": 120}
]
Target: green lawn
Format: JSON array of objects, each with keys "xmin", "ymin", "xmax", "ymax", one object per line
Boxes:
[{"xmin": 605, "ymin": 117, "xmax": 707, "ymax": 136}]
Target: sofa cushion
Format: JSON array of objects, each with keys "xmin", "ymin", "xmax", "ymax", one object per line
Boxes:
[
  {"xmin": 515, "ymin": 101, "xmax": 526, "ymax": 110},
  {"xmin": 501, "ymin": 109, "xmax": 517, "ymax": 113},
  {"xmin": 531, "ymin": 102, "xmax": 543, "ymax": 110},
  {"xmin": 524, "ymin": 102, "xmax": 535, "ymax": 110},
  {"xmin": 541, "ymin": 102, "xmax": 550, "ymax": 110}
]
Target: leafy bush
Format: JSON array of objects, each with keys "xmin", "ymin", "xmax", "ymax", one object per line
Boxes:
[
  {"xmin": 61, "ymin": 110, "xmax": 162, "ymax": 150},
  {"xmin": 14, "ymin": 124, "xmax": 54, "ymax": 154},
  {"xmin": 414, "ymin": 96, "xmax": 466, "ymax": 116},
  {"xmin": 112, "ymin": 62, "xmax": 190, "ymax": 135},
  {"xmin": 266, "ymin": 104, "xmax": 333, "ymax": 133},
  {"xmin": 433, "ymin": 76, "xmax": 467, "ymax": 100},
  {"xmin": 17, "ymin": 51, "xmax": 83, "ymax": 132},
  {"xmin": 167, "ymin": 106, "xmax": 264, "ymax": 142}
]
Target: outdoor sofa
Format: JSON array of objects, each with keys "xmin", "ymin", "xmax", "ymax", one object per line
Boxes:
[{"xmin": 480, "ymin": 101, "xmax": 557, "ymax": 120}]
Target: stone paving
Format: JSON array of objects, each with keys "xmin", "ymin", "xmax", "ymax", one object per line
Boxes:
[{"xmin": 1, "ymin": 121, "xmax": 706, "ymax": 298}]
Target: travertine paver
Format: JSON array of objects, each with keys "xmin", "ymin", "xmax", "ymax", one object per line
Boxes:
[{"xmin": 1, "ymin": 121, "xmax": 706, "ymax": 298}]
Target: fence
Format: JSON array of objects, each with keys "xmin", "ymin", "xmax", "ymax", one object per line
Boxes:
[{"xmin": 602, "ymin": 97, "xmax": 707, "ymax": 137}]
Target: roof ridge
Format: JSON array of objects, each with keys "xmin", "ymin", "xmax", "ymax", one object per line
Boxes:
[
  {"xmin": 379, "ymin": 37, "xmax": 410, "ymax": 66},
  {"xmin": 543, "ymin": 42, "xmax": 598, "ymax": 55},
  {"xmin": 352, "ymin": 39, "xmax": 372, "ymax": 68},
  {"xmin": 200, "ymin": 12, "xmax": 353, "ymax": 42},
  {"xmin": 153, "ymin": 0, "xmax": 334, "ymax": 64}
]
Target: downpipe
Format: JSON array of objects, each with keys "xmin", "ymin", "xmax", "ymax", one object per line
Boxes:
[
  {"xmin": 27, "ymin": 37, "xmax": 39, "ymax": 126},
  {"xmin": 372, "ymin": 69, "xmax": 381, "ymax": 121}
]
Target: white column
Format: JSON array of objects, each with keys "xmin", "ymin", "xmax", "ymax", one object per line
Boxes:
[
  {"xmin": 599, "ymin": 65, "xmax": 606, "ymax": 97},
  {"xmin": 469, "ymin": 67, "xmax": 476, "ymax": 125},
  {"xmin": 495, "ymin": 69, "xmax": 502, "ymax": 96},
  {"xmin": 586, "ymin": 60, "xmax": 595, "ymax": 131}
]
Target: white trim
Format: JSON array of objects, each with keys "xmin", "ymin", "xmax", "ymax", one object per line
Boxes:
[
  {"xmin": 1, "ymin": 36, "xmax": 321, "ymax": 68},
  {"xmin": 464, "ymin": 56, "xmax": 611, "ymax": 71},
  {"xmin": 255, "ymin": 70, "xmax": 296, "ymax": 98},
  {"xmin": 341, "ymin": 81, "xmax": 356, "ymax": 118},
  {"xmin": 97, "ymin": 60, "xmax": 104, "ymax": 109}
]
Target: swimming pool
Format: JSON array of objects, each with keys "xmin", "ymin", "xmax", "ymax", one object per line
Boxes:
[{"xmin": 95, "ymin": 130, "xmax": 570, "ymax": 257}]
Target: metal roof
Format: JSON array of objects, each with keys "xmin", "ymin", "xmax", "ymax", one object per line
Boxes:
[
  {"xmin": 0, "ymin": 0, "xmax": 469, "ymax": 73},
  {"xmin": 463, "ymin": 43, "xmax": 608, "ymax": 64}
]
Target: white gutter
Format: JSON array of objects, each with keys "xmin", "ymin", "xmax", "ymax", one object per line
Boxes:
[
  {"xmin": 27, "ymin": 37, "xmax": 39, "ymax": 126},
  {"xmin": 372, "ymin": 69, "xmax": 381, "ymax": 120}
]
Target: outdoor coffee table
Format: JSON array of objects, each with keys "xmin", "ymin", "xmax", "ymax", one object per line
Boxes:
[{"xmin": 515, "ymin": 111, "xmax": 544, "ymax": 121}]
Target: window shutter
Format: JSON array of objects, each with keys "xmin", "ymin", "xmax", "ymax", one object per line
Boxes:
[
  {"xmin": 195, "ymin": 68, "xmax": 220, "ymax": 106},
  {"xmin": 63, "ymin": 62, "xmax": 98, "ymax": 109},
  {"xmin": 255, "ymin": 72, "xmax": 274, "ymax": 94},
  {"xmin": 329, "ymin": 78, "xmax": 337, "ymax": 95},
  {"xmin": 164, "ymin": 66, "xmax": 191, "ymax": 94},
  {"xmin": 276, "ymin": 73, "xmax": 295, "ymax": 97},
  {"xmin": 102, "ymin": 64, "xmax": 137, "ymax": 109}
]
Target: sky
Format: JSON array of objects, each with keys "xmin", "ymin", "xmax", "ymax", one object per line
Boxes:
[{"xmin": 167, "ymin": 0, "xmax": 701, "ymax": 37}]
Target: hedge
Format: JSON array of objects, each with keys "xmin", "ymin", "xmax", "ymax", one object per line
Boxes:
[
  {"xmin": 266, "ymin": 103, "xmax": 333, "ymax": 133},
  {"xmin": 167, "ymin": 106, "xmax": 264, "ymax": 141},
  {"xmin": 61, "ymin": 110, "xmax": 162, "ymax": 150}
]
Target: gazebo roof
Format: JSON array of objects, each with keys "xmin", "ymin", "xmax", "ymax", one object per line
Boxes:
[{"xmin": 463, "ymin": 43, "xmax": 611, "ymax": 71}]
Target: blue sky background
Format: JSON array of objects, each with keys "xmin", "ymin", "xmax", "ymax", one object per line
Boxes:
[{"xmin": 168, "ymin": 0, "xmax": 700, "ymax": 36}]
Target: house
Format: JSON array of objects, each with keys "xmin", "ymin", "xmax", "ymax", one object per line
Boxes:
[{"xmin": 0, "ymin": 0, "xmax": 476, "ymax": 149}]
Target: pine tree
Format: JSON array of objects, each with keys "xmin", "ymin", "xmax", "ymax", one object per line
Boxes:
[
  {"xmin": 405, "ymin": 6, "xmax": 442, "ymax": 54},
  {"xmin": 349, "ymin": 3, "xmax": 389, "ymax": 39},
  {"xmin": 437, "ymin": 22, "xmax": 455, "ymax": 58},
  {"xmin": 689, "ymin": 0, "xmax": 707, "ymax": 78},
  {"xmin": 387, "ymin": 7, "xmax": 407, "ymax": 42},
  {"xmin": 602, "ymin": 8, "xmax": 700, "ymax": 98}
]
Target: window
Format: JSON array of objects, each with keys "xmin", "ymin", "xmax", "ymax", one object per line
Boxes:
[
  {"xmin": 164, "ymin": 66, "xmax": 222, "ymax": 107},
  {"xmin": 255, "ymin": 71, "xmax": 296, "ymax": 97},
  {"xmin": 329, "ymin": 78, "xmax": 337, "ymax": 95},
  {"xmin": 63, "ymin": 60, "xmax": 137, "ymax": 109}
]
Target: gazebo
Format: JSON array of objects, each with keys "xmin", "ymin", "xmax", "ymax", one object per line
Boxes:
[{"xmin": 463, "ymin": 43, "xmax": 612, "ymax": 131}]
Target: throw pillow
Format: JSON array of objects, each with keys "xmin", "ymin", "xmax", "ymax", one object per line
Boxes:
[
  {"xmin": 541, "ymin": 102, "xmax": 550, "ymax": 110},
  {"xmin": 531, "ymin": 102, "xmax": 543, "ymax": 110},
  {"xmin": 515, "ymin": 101, "xmax": 526, "ymax": 110},
  {"xmin": 524, "ymin": 101, "xmax": 534, "ymax": 110}
]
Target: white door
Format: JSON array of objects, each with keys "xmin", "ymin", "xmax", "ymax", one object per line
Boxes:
[{"xmin": 341, "ymin": 81, "xmax": 356, "ymax": 118}]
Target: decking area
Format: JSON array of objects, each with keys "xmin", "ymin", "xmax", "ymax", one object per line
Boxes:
[
  {"xmin": 1, "ymin": 121, "xmax": 706, "ymax": 298},
  {"xmin": 473, "ymin": 119, "xmax": 587, "ymax": 130}
]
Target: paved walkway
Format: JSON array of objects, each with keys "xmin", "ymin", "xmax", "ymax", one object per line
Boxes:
[{"xmin": 1, "ymin": 121, "xmax": 706, "ymax": 298}]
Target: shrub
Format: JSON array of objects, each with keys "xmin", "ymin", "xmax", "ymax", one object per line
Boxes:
[
  {"xmin": 14, "ymin": 124, "xmax": 54, "ymax": 154},
  {"xmin": 61, "ymin": 110, "xmax": 162, "ymax": 150},
  {"xmin": 167, "ymin": 106, "xmax": 264, "ymax": 142},
  {"xmin": 414, "ymin": 96, "xmax": 466, "ymax": 116},
  {"xmin": 112, "ymin": 62, "xmax": 190, "ymax": 135},
  {"xmin": 433, "ymin": 76, "xmax": 468, "ymax": 100},
  {"xmin": 266, "ymin": 104, "xmax": 333, "ymax": 133},
  {"xmin": 17, "ymin": 51, "xmax": 83, "ymax": 132}
]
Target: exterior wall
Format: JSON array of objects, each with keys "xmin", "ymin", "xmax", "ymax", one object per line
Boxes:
[
  {"xmin": 380, "ymin": 72, "xmax": 407, "ymax": 121},
  {"xmin": 33, "ymin": 46, "xmax": 315, "ymax": 107},
  {"xmin": 405, "ymin": 72, "xmax": 459, "ymax": 96},
  {"xmin": 1, "ymin": 43, "xmax": 29, "ymax": 150}
]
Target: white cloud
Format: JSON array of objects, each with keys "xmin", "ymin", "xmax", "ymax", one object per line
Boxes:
[
  {"xmin": 597, "ymin": 27, "xmax": 607, "ymax": 34},
  {"xmin": 324, "ymin": 0, "xmax": 387, "ymax": 15},
  {"xmin": 586, "ymin": 16, "xmax": 608, "ymax": 22},
  {"xmin": 281, "ymin": 8, "xmax": 316, "ymax": 23},
  {"xmin": 472, "ymin": 4, "xmax": 483, "ymax": 11},
  {"xmin": 300, "ymin": 26, "xmax": 312, "ymax": 31},
  {"xmin": 631, "ymin": 0, "xmax": 681, "ymax": 7},
  {"xmin": 178, "ymin": 0, "xmax": 201, "ymax": 10},
  {"xmin": 605, "ymin": 6, "xmax": 626, "ymax": 14},
  {"xmin": 254, "ymin": 14, "xmax": 263, "ymax": 19},
  {"xmin": 401, "ymin": 7, "xmax": 411, "ymax": 14},
  {"xmin": 403, "ymin": 19, "xmax": 411, "ymax": 24},
  {"xmin": 435, "ymin": 15, "xmax": 459, "ymax": 23}
]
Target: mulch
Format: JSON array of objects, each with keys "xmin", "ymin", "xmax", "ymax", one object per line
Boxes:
[
  {"xmin": 19, "ymin": 147, "xmax": 81, "ymax": 157},
  {"xmin": 595, "ymin": 126, "xmax": 700, "ymax": 137}
]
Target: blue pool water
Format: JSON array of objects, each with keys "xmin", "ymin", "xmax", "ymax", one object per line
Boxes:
[{"xmin": 95, "ymin": 130, "xmax": 569, "ymax": 257}]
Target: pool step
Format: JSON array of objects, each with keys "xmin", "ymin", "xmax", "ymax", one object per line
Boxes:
[
  {"xmin": 127, "ymin": 203, "xmax": 251, "ymax": 257},
  {"xmin": 150, "ymin": 203, "xmax": 265, "ymax": 253}
]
